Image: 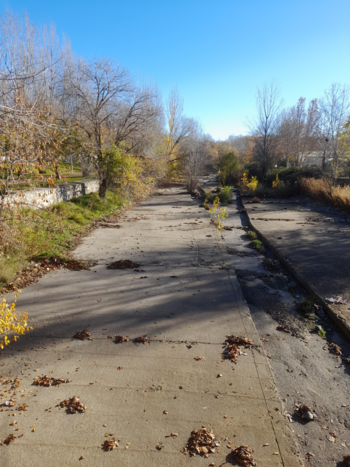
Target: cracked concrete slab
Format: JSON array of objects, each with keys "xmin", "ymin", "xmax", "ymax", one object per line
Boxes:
[{"xmin": 0, "ymin": 185, "xmax": 300, "ymax": 466}]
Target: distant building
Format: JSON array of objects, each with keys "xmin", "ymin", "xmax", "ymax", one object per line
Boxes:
[{"xmin": 287, "ymin": 151, "xmax": 332, "ymax": 168}]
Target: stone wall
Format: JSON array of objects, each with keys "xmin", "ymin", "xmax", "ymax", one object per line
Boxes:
[{"xmin": 4, "ymin": 179, "xmax": 99, "ymax": 209}]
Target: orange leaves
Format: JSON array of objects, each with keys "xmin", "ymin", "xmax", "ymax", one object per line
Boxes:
[
  {"xmin": 33, "ymin": 375, "xmax": 71, "ymax": 387},
  {"xmin": 222, "ymin": 335, "xmax": 255, "ymax": 363},
  {"xmin": 231, "ymin": 445, "xmax": 256, "ymax": 466},
  {"xmin": 0, "ymin": 434, "xmax": 16, "ymax": 446},
  {"xmin": 57, "ymin": 396, "xmax": 87, "ymax": 414},
  {"xmin": 181, "ymin": 428, "xmax": 220, "ymax": 458},
  {"xmin": 102, "ymin": 439, "xmax": 119, "ymax": 451}
]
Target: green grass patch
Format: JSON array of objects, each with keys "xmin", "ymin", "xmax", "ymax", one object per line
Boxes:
[{"xmin": 0, "ymin": 190, "xmax": 125, "ymax": 290}]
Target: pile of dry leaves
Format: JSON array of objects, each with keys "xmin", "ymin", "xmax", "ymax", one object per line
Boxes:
[
  {"xmin": 107, "ymin": 260, "xmax": 141, "ymax": 270},
  {"xmin": 57, "ymin": 396, "xmax": 87, "ymax": 414},
  {"xmin": 102, "ymin": 439, "xmax": 119, "ymax": 451},
  {"xmin": 133, "ymin": 336, "xmax": 148, "ymax": 345},
  {"xmin": 33, "ymin": 375, "xmax": 71, "ymax": 387},
  {"xmin": 1, "ymin": 256, "xmax": 93, "ymax": 294},
  {"xmin": 0, "ymin": 434, "xmax": 16, "ymax": 446},
  {"xmin": 181, "ymin": 428, "xmax": 220, "ymax": 457},
  {"xmin": 73, "ymin": 330, "xmax": 92, "ymax": 340},
  {"xmin": 115, "ymin": 336, "xmax": 129, "ymax": 343},
  {"xmin": 231, "ymin": 445, "xmax": 256, "ymax": 466},
  {"xmin": 98, "ymin": 223, "xmax": 121, "ymax": 229},
  {"xmin": 222, "ymin": 335, "xmax": 255, "ymax": 362}
]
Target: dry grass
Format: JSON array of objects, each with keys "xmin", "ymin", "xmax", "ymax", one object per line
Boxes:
[
  {"xmin": 332, "ymin": 184, "xmax": 350, "ymax": 210},
  {"xmin": 300, "ymin": 177, "xmax": 350, "ymax": 212}
]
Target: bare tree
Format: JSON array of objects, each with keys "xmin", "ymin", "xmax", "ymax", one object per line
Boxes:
[
  {"xmin": 247, "ymin": 82, "xmax": 282, "ymax": 175},
  {"xmin": 66, "ymin": 58, "xmax": 162, "ymax": 197},
  {"xmin": 278, "ymin": 97, "xmax": 320, "ymax": 167},
  {"xmin": 165, "ymin": 87, "xmax": 199, "ymax": 162},
  {"xmin": 319, "ymin": 83, "xmax": 350, "ymax": 176}
]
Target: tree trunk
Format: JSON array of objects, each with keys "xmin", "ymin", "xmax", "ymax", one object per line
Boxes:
[{"xmin": 99, "ymin": 178, "xmax": 108, "ymax": 198}]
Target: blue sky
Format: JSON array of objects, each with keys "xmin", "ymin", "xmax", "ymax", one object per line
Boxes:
[{"xmin": 1, "ymin": 0, "xmax": 350, "ymax": 140}]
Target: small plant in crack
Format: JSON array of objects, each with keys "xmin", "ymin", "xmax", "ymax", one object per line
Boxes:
[
  {"xmin": 209, "ymin": 196, "xmax": 228, "ymax": 230},
  {"xmin": 249, "ymin": 239, "xmax": 265, "ymax": 254},
  {"xmin": 246, "ymin": 231, "xmax": 258, "ymax": 240},
  {"xmin": 297, "ymin": 298, "xmax": 315, "ymax": 315}
]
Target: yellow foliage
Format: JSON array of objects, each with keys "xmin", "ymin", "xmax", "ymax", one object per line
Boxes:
[
  {"xmin": 272, "ymin": 173, "xmax": 279, "ymax": 189},
  {"xmin": 241, "ymin": 173, "xmax": 258, "ymax": 193},
  {"xmin": 0, "ymin": 291, "xmax": 32, "ymax": 349},
  {"xmin": 241, "ymin": 173, "xmax": 249, "ymax": 186},
  {"xmin": 209, "ymin": 196, "xmax": 228, "ymax": 230}
]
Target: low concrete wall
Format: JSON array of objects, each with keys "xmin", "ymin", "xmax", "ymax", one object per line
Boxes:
[{"xmin": 4, "ymin": 179, "xmax": 99, "ymax": 209}]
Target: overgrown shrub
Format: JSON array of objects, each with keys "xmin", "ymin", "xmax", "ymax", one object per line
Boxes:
[
  {"xmin": 266, "ymin": 167, "xmax": 322, "ymax": 187},
  {"xmin": 244, "ymin": 162, "xmax": 264, "ymax": 181},
  {"xmin": 219, "ymin": 152, "xmax": 242, "ymax": 185},
  {"xmin": 204, "ymin": 186, "xmax": 231, "ymax": 205}
]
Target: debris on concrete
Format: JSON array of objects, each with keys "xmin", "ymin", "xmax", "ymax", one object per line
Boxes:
[
  {"xmin": 277, "ymin": 324, "xmax": 290, "ymax": 333},
  {"xmin": 325, "ymin": 296, "xmax": 347, "ymax": 304},
  {"xmin": 73, "ymin": 330, "xmax": 92, "ymax": 340},
  {"xmin": 222, "ymin": 335, "xmax": 254, "ymax": 362},
  {"xmin": 231, "ymin": 445, "xmax": 256, "ymax": 466},
  {"xmin": 107, "ymin": 260, "xmax": 141, "ymax": 269},
  {"xmin": 33, "ymin": 375, "xmax": 71, "ymax": 387},
  {"xmin": 115, "ymin": 335, "xmax": 129, "ymax": 343},
  {"xmin": 330, "ymin": 343, "xmax": 342, "ymax": 355},
  {"xmin": 57, "ymin": 396, "xmax": 87, "ymax": 414},
  {"xmin": 133, "ymin": 335, "xmax": 148, "ymax": 344},
  {"xmin": 0, "ymin": 434, "xmax": 16, "ymax": 446},
  {"xmin": 102, "ymin": 439, "xmax": 119, "ymax": 451},
  {"xmin": 181, "ymin": 428, "xmax": 220, "ymax": 457},
  {"xmin": 296, "ymin": 404, "xmax": 315, "ymax": 421}
]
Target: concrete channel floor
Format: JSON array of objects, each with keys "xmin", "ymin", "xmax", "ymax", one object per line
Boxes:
[
  {"xmin": 242, "ymin": 197, "xmax": 350, "ymax": 337},
  {"xmin": 0, "ymin": 185, "xmax": 300, "ymax": 466}
]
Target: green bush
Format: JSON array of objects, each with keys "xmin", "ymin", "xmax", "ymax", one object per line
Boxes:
[
  {"xmin": 204, "ymin": 186, "xmax": 231, "ymax": 205},
  {"xmin": 266, "ymin": 167, "xmax": 322, "ymax": 187},
  {"xmin": 219, "ymin": 152, "xmax": 242, "ymax": 185},
  {"xmin": 244, "ymin": 162, "xmax": 264, "ymax": 180}
]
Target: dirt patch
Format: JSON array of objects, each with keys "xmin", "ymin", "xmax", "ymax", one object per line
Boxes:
[
  {"xmin": 236, "ymin": 269, "xmax": 306, "ymax": 338},
  {"xmin": 226, "ymin": 247, "xmax": 256, "ymax": 257},
  {"xmin": 98, "ymin": 223, "xmax": 121, "ymax": 228},
  {"xmin": 107, "ymin": 260, "xmax": 141, "ymax": 269}
]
